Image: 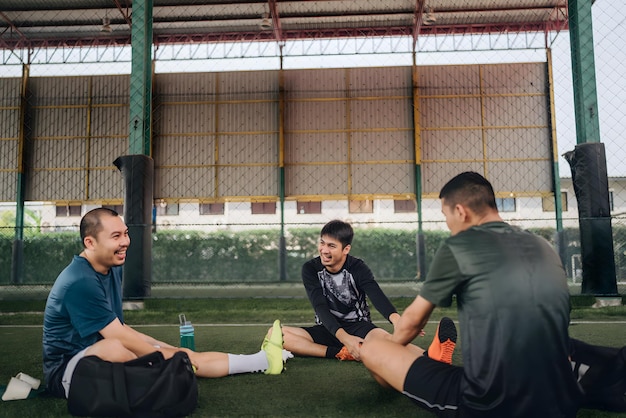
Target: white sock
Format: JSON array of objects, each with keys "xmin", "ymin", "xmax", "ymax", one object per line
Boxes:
[{"xmin": 227, "ymin": 351, "xmax": 268, "ymax": 375}]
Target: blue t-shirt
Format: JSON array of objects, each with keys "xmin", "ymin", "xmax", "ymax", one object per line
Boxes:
[{"xmin": 42, "ymin": 255, "xmax": 124, "ymax": 398}]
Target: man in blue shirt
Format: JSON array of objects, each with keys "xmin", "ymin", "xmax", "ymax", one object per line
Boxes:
[{"xmin": 43, "ymin": 207, "xmax": 290, "ymax": 399}]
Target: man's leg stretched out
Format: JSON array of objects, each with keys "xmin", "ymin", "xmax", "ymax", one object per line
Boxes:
[{"xmin": 361, "ymin": 317, "xmax": 456, "ymax": 388}]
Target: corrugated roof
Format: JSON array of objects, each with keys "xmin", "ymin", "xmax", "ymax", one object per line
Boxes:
[{"xmin": 0, "ymin": 0, "xmax": 568, "ymax": 50}]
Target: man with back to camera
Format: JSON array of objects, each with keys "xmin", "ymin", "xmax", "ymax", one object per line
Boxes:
[
  {"xmin": 359, "ymin": 172, "xmax": 582, "ymax": 417},
  {"xmin": 279, "ymin": 219, "xmax": 452, "ymax": 362},
  {"xmin": 43, "ymin": 207, "xmax": 291, "ymax": 400}
]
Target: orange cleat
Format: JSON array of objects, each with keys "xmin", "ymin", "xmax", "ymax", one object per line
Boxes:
[
  {"xmin": 335, "ymin": 346, "xmax": 357, "ymax": 361},
  {"xmin": 427, "ymin": 317, "xmax": 457, "ymax": 365}
]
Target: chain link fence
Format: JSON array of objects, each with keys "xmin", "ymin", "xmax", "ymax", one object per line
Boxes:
[{"xmin": 0, "ymin": 1, "xmax": 624, "ymax": 299}]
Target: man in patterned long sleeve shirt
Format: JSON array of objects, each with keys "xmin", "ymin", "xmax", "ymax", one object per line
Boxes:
[{"xmin": 280, "ymin": 220, "xmax": 401, "ymax": 361}]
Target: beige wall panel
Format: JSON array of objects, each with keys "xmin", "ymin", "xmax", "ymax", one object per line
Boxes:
[
  {"xmin": 30, "ymin": 76, "xmax": 89, "ymax": 106},
  {"xmin": 219, "ymin": 70, "xmax": 278, "ymax": 99},
  {"xmin": 91, "ymin": 75, "xmax": 130, "ymax": 105},
  {"xmin": 285, "ymin": 100, "xmax": 346, "ymax": 132},
  {"xmin": 155, "ymin": 167, "xmax": 215, "ymax": 199},
  {"xmin": 485, "ymin": 128, "xmax": 550, "ymax": 160},
  {"xmin": 0, "ymin": 105, "xmax": 19, "ymax": 198},
  {"xmin": 31, "ymin": 108, "xmax": 87, "ymax": 137},
  {"xmin": 89, "ymin": 137, "xmax": 128, "ymax": 167},
  {"xmin": 488, "ymin": 160, "xmax": 552, "ymax": 192},
  {"xmin": 351, "ymin": 131, "xmax": 412, "ymax": 161},
  {"xmin": 219, "ymin": 135, "xmax": 276, "ymax": 164},
  {"xmin": 420, "ymin": 97, "xmax": 482, "ymax": 127},
  {"xmin": 284, "ymin": 69, "xmax": 346, "ymax": 99},
  {"xmin": 286, "ymin": 165, "xmax": 347, "ymax": 196},
  {"xmin": 350, "ymin": 67, "xmax": 411, "ymax": 97},
  {"xmin": 419, "ymin": 65, "xmax": 480, "ymax": 96},
  {"xmin": 0, "ymin": 173, "xmax": 15, "ymax": 201},
  {"xmin": 28, "ymin": 169, "xmax": 84, "ymax": 201},
  {"xmin": 351, "ymin": 163, "xmax": 413, "ymax": 195},
  {"xmin": 88, "ymin": 169, "xmax": 124, "ymax": 200},
  {"xmin": 285, "ymin": 132, "xmax": 347, "ymax": 163},
  {"xmin": 421, "ymin": 129, "xmax": 484, "ymax": 161},
  {"xmin": 155, "ymin": 103, "xmax": 215, "ymax": 135},
  {"xmin": 0, "ymin": 141, "xmax": 17, "ymax": 169},
  {"xmin": 33, "ymin": 138, "xmax": 85, "ymax": 169},
  {"xmin": 483, "ymin": 96, "xmax": 548, "ymax": 127},
  {"xmin": 155, "ymin": 72, "xmax": 217, "ymax": 100},
  {"xmin": 482, "ymin": 63, "xmax": 546, "ymax": 95},
  {"xmin": 91, "ymin": 106, "xmax": 129, "ymax": 137},
  {"xmin": 422, "ymin": 161, "xmax": 484, "ymax": 195},
  {"xmin": 217, "ymin": 166, "xmax": 277, "ymax": 196},
  {"xmin": 0, "ymin": 78, "xmax": 20, "ymax": 108},
  {"xmin": 218, "ymin": 102, "xmax": 277, "ymax": 132},
  {"xmin": 350, "ymin": 98, "xmax": 412, "ymax": 129},
  {"xmin": 0, "ymin": 109, "xmax": 19, "ymax": 138},
  {"xmin": 154, "ymin": 136, "xmax": 215, "ymax": 166}
]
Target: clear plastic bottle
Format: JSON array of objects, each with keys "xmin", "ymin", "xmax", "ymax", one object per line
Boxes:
[{"xmin": 179, "ymin": 313, "xmax": 195, "ymax": 350}]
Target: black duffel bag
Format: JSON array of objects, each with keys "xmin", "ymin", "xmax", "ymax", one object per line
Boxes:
[{"xmin": 68, "ymin": 350, "xmax": 198, "ymax": 418}]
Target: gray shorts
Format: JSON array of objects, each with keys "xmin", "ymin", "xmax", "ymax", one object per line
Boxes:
[{"xmin": 61, "ymin": 347, "xmax": 88, "ymax": 398}]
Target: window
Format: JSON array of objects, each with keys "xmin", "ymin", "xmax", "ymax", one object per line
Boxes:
[
  {"xmin": 394, "ymin": 199, "xmax": 416, "ymax": 213},
  {"xmin": 199, "ymin": 203, "xmax": 225, "ymax": 215},
  {"xmin": 495, "ymin": 197, "xmax": 516, "ymax": 212},
  {"xmin": 349, "ymin": 199, "xmax": 373, "ymax": 213},
  {"xmin": 251, "ymin": 202, "xmax": 276, "ymax": 215},
  {"xmin": 297, "ymin": 201, "xmax": 321, "ymax": 214},
  {"xmin": 56, "ymin": 204, "xmax": 81, "ymax": 217},
  {"xmin": 103, "ymin": 204, "xmax": 124, "ymax": 215},
  {"xmin": 542, "ymin": 192, "xmax": 568, "ymax": 212},
  {"xmin": 155, "ymin": 201, "xmax": 179, "ymax": 216}
]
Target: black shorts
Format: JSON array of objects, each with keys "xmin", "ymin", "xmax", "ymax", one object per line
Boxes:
[
  {"xmin": 403, "ymin": 356, "xmax": 463, "ymax": 418},
  {"xmin": 303, "ymin": 321, "xmax": 378, "ymax": 348}
]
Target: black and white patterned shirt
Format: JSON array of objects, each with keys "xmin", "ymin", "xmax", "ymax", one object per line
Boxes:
[{"xmin": 302, "ymin": 254, "xmax": 397, "ymax": 335}]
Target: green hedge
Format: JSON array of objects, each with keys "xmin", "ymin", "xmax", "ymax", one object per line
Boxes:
[
  {"xmin": 0, "ymin": 226, "xmax": 624, "ymax": 284},
  {"xmin": 1, "ymin": 231, "xmax": 82, "ymax": 284},
  {"xmin": 150, "ymin": 228, "xmax": 445, "ymax": 282}
]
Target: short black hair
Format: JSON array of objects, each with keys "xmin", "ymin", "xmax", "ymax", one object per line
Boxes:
[
  {"xmin": 320, "ymin": 220, "xmax": 353, "ymax": 249},
  {"xmin": 439, "ymin": 171, "xmax": 498, "ymax": 215},
  {"xmin": 80, "ymin": 207, "xmax": 119, "ymax": 248}
]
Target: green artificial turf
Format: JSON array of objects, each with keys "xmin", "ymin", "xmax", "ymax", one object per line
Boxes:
[{"xmin": 0, "ymin": 299, "xmax": 625, "ymax": 417}]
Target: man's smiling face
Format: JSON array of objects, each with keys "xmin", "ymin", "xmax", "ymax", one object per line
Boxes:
[
  {"xmin": 87, "ymin": 214, "xmax": 130, "ymax": 274},
  {"xmin": 318, "ymin": 234, "xmax": 350, "ymax": 274}
]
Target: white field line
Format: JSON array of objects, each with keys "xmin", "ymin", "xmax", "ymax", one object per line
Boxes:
[{"xmin": 3, "ymin": 320, "xmax": 626, "ymax": 329}]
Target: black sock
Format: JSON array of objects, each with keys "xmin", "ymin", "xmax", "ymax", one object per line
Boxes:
[{"xmin": 326, "ymin": 346, "xmax": 341, "ymax": 359}]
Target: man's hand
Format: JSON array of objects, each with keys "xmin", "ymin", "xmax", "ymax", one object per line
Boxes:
[{"xmin": 335, "ymin": 329, "xmax": 365, "ymax": 361}]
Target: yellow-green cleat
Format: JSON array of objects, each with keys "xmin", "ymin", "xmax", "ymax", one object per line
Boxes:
[{"xmin": 261, "ymin": 319, "xmax": 285, "ymax": 375}]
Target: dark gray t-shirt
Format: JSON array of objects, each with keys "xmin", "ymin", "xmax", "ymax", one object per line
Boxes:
[{"xmin": 420, "ymin": 222, "xmax": 581, "ymax": 417}]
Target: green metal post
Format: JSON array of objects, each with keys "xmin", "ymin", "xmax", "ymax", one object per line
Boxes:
[
  {"xmin": 568, "ymin": 0, "xmax": 601, "ymax": 145},
  {"xmin": 567, "ymin": 0, "xmax": 618, "ymax": 299},
  {"xmin": 10, "ymin": 64, "xmax": 29, "ymax": 284},
  {"xmin": 129, "ymin": 0, "xmax": 153, "ymax": 155},
  {"xmin": 123, "ymin": 0, "xmax": 154, "ymax": 301},
  {"xmin": 546, "ymin": 49, "xmax": 567, "ymax": 264},
  {"xmin": 412, "ymin": 58, "xmax": 426, "ymax": 280},
  {"xmin": 278, "ymin": 63, "xmax": 287, "ymax": 281}
]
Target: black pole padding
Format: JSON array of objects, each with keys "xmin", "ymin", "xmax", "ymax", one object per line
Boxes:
[
  {"xmin": 563, "ymin": 143, "xmax": 618, "ymax": 296},
  {"xmin": 113, "ymin": 155, "xmax": 154, "ymax": 300}
]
